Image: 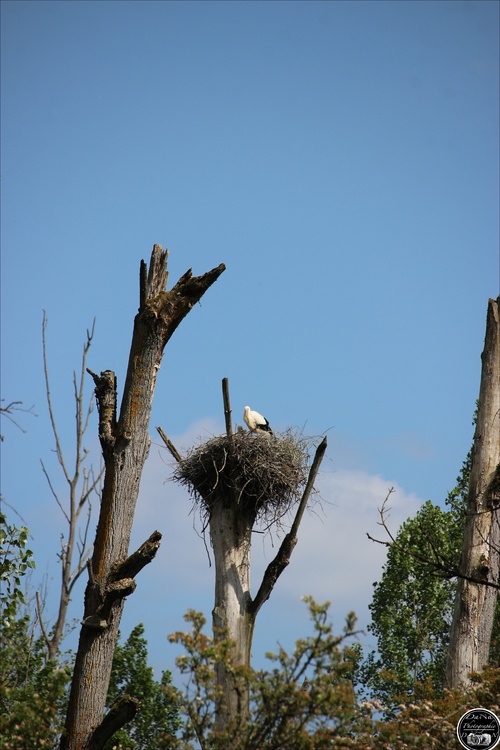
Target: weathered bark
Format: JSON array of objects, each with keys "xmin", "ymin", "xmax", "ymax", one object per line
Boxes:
[
  {"xmin": 209, "ymin": 382, "xmax": 254, "ymax": 725},
  {"xmin": 88, "ymin": 696, "xmax": 140, "ymax": 750},
  {"xmin": 60, "ymin": 246, "xmax": 225, "ymax": 750},
  {"xmin": 211, "ymin": 494, "xmax": 256, "ymax": 727},
  {"xmin": 446, "ymin": 296, "xmax": 500, "ymax": 688}
]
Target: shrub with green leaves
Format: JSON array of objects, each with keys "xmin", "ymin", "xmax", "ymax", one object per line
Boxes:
[
  {"xmin": 0, "ymin": 511, "xmax": 70, "ymax": 749},
  {"xmin": 168, "ymin": 597, "xmax": 373, "ymax": 749},
  {"xmin": 0, "ymin": 511, "xmax": 36, "ymax": 628}
]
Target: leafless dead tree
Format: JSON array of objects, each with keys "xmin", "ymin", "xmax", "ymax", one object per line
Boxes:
[
  {"xmin": 60, "ymin": 245, "xmax": 225, "ymax": 750},
  {"xmin": 37, "ymin": 312, "xmax": 104, "ymax": 661}
]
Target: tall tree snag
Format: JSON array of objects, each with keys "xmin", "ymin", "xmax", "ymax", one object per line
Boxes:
[
  {"xmin": 61, "ymin": 246, "xmax": 225, "ymax": 750},
  {"xmin": 169, "ymin": 380, "xmax": 327, "ymax": 733},
  {"xmin": 210, "ymin": 432, "xmax": 327, "ymax": 732},
  {"xmin": 446, "ymin": 296, "xmax": 500, "ymax": 688}
]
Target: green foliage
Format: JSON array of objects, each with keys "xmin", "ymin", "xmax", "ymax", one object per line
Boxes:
[
  {"xmin": 357, "ymin": 416, "xmax": 500, "ymax": 712},
  {"xmin": 359, "ymin": 500, "xmax": 460, "ymax": 711},
  {"xmin": 0, "ymin": 511, "xmax": 70, "ymax": 749},
  {"xmin": 444, "ymin": 441, "xmax": 472, "ymax": 525},
  {"xmin": 0, "ymin": 510, "xmax": 36, "ymax": 628},
  {"xmin": 167, "ymin": 597, "xmax": 374, "ymax": 749},
  {"xmin": 167, "ymin": 598, "xmax": 500, "ymax": 750},
  {"xmin": 0, "ymin": 513, "xmax": 180, "ymax": 749},
  {"xmin": 104, "ymin": 623, "xmax": 181, "ymax": 750},
  {"xmin": 360, "ymin": 667, "xmax": 500, "ymax": 750},
  {"xmin": 0, "ymin": 616, "xmax": 70, "ymax": 750}
]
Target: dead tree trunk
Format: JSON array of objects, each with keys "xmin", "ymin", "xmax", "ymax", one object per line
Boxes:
[
  {"xmin": 60, "ymin": 246, "xmax": 225, "ymax": 750},
  {"xmin": 210, "ymin": 383, "xmax": 327, "ymax": 730},
  {"xmin": 446, "ymin": 296, "xmax": 500, "ymax": 688},
  {"xmin": 165, "ymin": 381, "xmax": 327, "ymax": 734},
  {"xmin": 210, "ymin": 439, "xmax": 327, "ymax": 731},
  {"xmin": 210, "ymin": 488, "xmax": 256, "ymax": 726}
]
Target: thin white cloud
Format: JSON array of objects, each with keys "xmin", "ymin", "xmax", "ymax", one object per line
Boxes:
[{"xmin": 286, "ymin": 469, "xmax": 423, "ymax": 596}]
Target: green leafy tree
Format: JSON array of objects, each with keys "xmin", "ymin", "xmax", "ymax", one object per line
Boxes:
[
  {"xmin": 359, "ymin": 499, "xmax": 461, "ymax": 710},
  {"xmin": 0, "ymin": 511, "xmax": 70, "ymax": 749},
  {"xmin": 444, "ymin": 444, "xmax": 472, "ymax": 525},
  {"xmin": 356, "ymin": 445, "xmax": 472, "ymax": 712},
  {"xmin": 103, "ymin": 624, "xmax": 181, "ymax": 750},
  {"xmin": 358, "ymin": 431, "xmax": 500, "ymax": 710},
  {"xmin": 167, "ymin": 597, "xmax": 374, "ymax": 750},
  {"xmin": 0, "ymin": 514, "xmax": 179, "ymax": 750},
  {"xmin": 164, "ymin": 595, "xmax": 500, "ymax": 750},
  {"xmin": 0, "ymin": 616, "xmax": 70, "ymax": 750}
]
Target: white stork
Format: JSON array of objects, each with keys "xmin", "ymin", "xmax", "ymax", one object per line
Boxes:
[{"xmin": 243, "ymin": 406, "xmax": 273, "ymax": 435}]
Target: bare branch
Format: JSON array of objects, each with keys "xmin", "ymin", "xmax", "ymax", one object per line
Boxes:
[
  {"xmin": 69, "ymin": 551, "xmax": 93, "ymax": 593},
  {"xmin": 79, "ymin": 464, "xmax": 104, "ymax": 510},
  {"xmin": 0, "ymin": 400, "xmax": 37, "ymax": 439},
  {"xmin": 81, "ymin": 393, "xmax": 95, "ymax": 439},
  {"xmin": 42, "ymin": 311, "xmax": 70, "ymax": 482},
  {"xmin": 222, "ymin": 377, "xmax": 233, "ymax": 438},
  {"xmin": 365, "ymin": 488, "xmax": 397, "ymax": 547},
  {"xmin": 36, "ymin": 590, "xmax": 51, "ymax": 650},
  {"xmin": 366, "ymin": 485, "xmax": 500, "ymax": 590},
  {"xmin": 73, "ymin": 318, "xmax": 95, "ymax": 477},
  {"xmin": 365, "ymin": 533, "xmax": 390, "ymax": 547},
  {"xmin": 70, "ymin": 502, "xmax": 94, "ymax": 590},
  {"xmin": 251, "ymin": 437, "xmax": 327, "ymax": 616},
  {"xmin": 156, "ymin": 426, "xmax": 183, "ymax": 462},
  {"xmin": 40, "ymin": 458, "xmax": 70, "ymax": 524},
  {"xmin": 289, "ymin": 436, "xmax": 327, "ymax": 539},
  {"xmin": 0, "ymin": 498, "xmax": 30, "ymax": 526},
  {"xmin": 111, "ymin": 530, "xmax": 162, "ymax": 581},
  {"xmin": 39, "ymin": 315, "xmax": 104, "ymax": 662}
]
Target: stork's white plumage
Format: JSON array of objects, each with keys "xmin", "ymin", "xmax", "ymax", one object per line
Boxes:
[{"xmin": 243, "ymin": 406, "xmax": 273, "ymax": 435}]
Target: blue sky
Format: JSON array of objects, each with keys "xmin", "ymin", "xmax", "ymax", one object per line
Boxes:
[{"xmin": 1, "ymin": 0, "xmax": 499, "ymax": 677}]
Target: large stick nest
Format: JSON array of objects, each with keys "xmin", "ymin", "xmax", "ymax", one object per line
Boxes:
[{"xmin": 172, "ymin": 428, "xmax": 312, "ymax": 528}]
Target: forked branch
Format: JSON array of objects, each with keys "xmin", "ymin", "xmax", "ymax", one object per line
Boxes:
[{"xmin": 156, "ymin": 426, "xmax": 183, "ymax": 463}]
